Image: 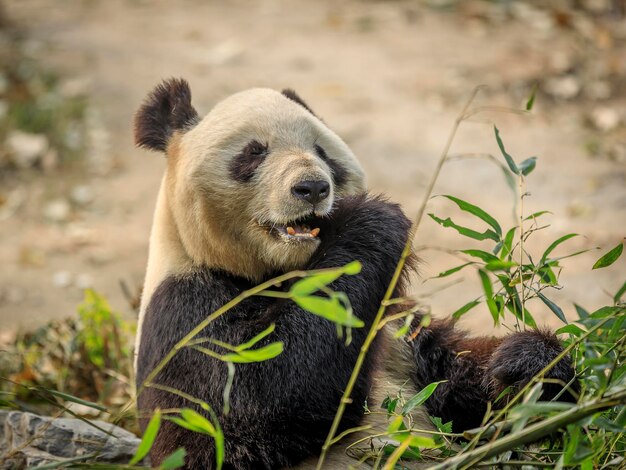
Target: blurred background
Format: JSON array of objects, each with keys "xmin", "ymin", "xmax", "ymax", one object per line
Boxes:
[{"xmin": 0, "ymin": 0, "xmax": 625, "ymax": 340}]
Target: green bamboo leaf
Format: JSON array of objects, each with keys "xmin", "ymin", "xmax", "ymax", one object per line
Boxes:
[
  {"xmin": 556, "ymin": 324, "xmax": 585, "ymax": 336},
  {"xmin": 293, "ymin": 295, "xmax": 364, "ymax": 327},
  {"xmin": 484, "ymin": 260, "xmax": 518, "ymax": 271},
  {"xmin": 462, "ymin": 249, "xmax": 500, "ymax": 264},
  {"xmin": 537, "ymin": 292, "xmax": 567, "ymax": 323},
  {"xmin": 505, "ymin": 301, "xmax": 537, "ymax": 328},
  {"xmin": 494, "ymin": 126, "xmax": 519, "ymax": 175},
  {"xmin": 451, "ymin": 299, "xmax": 481, "ymax": 319},
  {"xmin": 130, "ymin": 409, "xmax": 161, "ymax": 465},
  {"xmin": 518, "ymin": 157, "xmax": 537, "ymax": 176},
  {"xmin": 524, "ymin": 210, "xmax": 552, "ymax": 221},
  {"xmin": 234, "ymin": 324, "xmax": 276, "ymax": 352},
  {"xmin": 402, "ymin": 381, "xmax": 445, "ymax": 415},
  {"xmin": 500, "ymin": 227, "xmax": 516, "ymax": 260},
  {"xmin": 592, "ymin": 242, "xmax": 624, "ymax": 269},
  {"xmin": 180, "ymin": 409, "xmax": 217, "ymax": 436},
  {"xmin": 439, "ymin": 195, "xmax": 502, "ymax": 236},
  {"xmin": 526, "ymin": 84, "xmax": 538, "ymax": 111},
  {"xmin": 614, "ymin": 280, "xmax": 626, "ymax": 304},
  {"xmin": 47, "ymin": 390, "xmax": 107, "ymax": 412},
  {"xmin": 540, "ymin": 233, "xmax": 579, "ymax": 265},
  {"xmin": 223, "ymin": 342, "xmax": 284, "ymax": 363},
  {"xmin": 160, "ymin": 448, "xmax": 186, "ymax": 469},
  {"xmin": 478, "ymin": 269, "xmax": 499, "ymax": 325},
  {"xmin": 432, "ymin": 262, "xmax": 475, "ymax": 279},
  {"xmin": 428, "ymin": 213, "xmax": 499, "ymax": 242},
  {"xmin": 538, "ymin": 266, "xmax": 558, "ymax": 285}
]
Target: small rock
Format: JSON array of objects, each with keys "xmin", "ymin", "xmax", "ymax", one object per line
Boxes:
[
  {"xmin": 6, "ymin": 131, "xmax": 49, "ymax": 169},
  {"xmin": 52, "ymin": 271, "xmax": 73, "ymax": 288},
  {"xmin": 75, "ymin": 273, "xmax": 93, "ymax": 290},
  {"xmin": 43, "ymin": 199, "xmax": 71, "ymax": 223},
  {"xmin": 544, "ymin": 76, "xmax": 581, "ymax": 100},
  {"xmin": 588, "ymin": 107, "xmax": 621, "ymax": 132},
  {"xmin": 70, "ymin": 185, "xmax": 94, "ymax": 206},
  {"xmin": 0, "ymin": 410, "xmax": 142, "ymax": 468}
]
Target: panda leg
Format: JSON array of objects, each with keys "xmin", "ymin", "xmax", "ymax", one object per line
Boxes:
[{"xmin": 408, "ymin": 318, "xmax": 576, "ymax": 433}]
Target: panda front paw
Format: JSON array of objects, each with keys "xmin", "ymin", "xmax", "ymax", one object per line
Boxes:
[{"xmin": 486, "ymin": 329, "xmax": 577, "ymax": 403}]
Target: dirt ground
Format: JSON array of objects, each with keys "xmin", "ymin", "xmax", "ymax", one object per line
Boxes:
[{"xmin": 1, "ymin": 0, "xmax": 625, "ymax": 338}]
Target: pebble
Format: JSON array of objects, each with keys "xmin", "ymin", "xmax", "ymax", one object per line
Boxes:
[
  {"xmin": 43, "ymin": 199, "xmax": 71, "ymax": 223},
  {"xmin": 52, "ymin": 270, "xmax": 73, "ymax": 288},
  {"xmin": 70, "ymin": 185, "xmax": 94, "ymax": 206},
  {"xmin": 6, "ymin": 130, "xmax": 49, "ymax": 168},
  {"xmin": 75, "ymin": 273, "xmax": 93, "ymax": 290},
  {"xmin": 544, "ymin": 76, "xmax": 581, "ymax": 100},
  {"xmin": 589, "ymin": 107, "xmax": 621, "ymax": 132}
]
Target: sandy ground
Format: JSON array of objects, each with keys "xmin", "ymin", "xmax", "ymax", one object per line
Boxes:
[{"xmin": 1, "ymin": 0, "xmax": 625, "ymax": 337}]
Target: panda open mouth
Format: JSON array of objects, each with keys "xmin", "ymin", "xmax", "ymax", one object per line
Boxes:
[{"xmin": 265, "ymin": 215, "xmax": 323, "ymax": 242}]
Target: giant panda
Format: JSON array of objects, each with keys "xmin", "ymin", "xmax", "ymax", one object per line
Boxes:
[{"xmin": 134, "ymin": 78, "xmax": 575, "ymax": 469}]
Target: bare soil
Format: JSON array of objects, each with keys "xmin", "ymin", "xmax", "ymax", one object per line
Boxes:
[{"xmin": 1, "ymin": 0, "xmax": 624, "ymax": 337}]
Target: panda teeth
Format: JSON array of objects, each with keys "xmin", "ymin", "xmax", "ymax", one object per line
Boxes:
[{"xmin": 283, "ymin": 225, "xmax": 321, "ymax": 238}]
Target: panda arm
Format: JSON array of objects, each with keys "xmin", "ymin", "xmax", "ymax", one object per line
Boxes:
[{"xmin": 409, "ymin": 319, "xmax": 577, "ymax": 432}]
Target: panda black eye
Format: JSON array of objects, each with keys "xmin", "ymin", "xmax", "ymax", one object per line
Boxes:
[{"xmin": 245, "ymin": 140, "xmax": 268, "ymax": 157}]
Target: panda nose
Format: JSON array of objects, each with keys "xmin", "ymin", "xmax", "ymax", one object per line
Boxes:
[{"xmin": 291, "ymin": 180, "xmax": 330, "ymax": 205}]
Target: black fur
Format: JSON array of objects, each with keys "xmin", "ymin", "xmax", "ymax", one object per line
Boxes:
[
  {"xmin": 137, "ymin": 194, "xmax": 413, "ymax": 469},
  {"xmin": 229, "ymin": 140, "xmax": 269, "ymax": 182},
  {"xmin": 134, "ymin": 78, "xmax": 200, "ymax": 152},
  {"xmin": 409, "ymin": 319, "xmax": 576, "ymax": 432},
  {"xmin": 281, "ymin": 89, "xmax": 317, "ymax": 117},
  {"xmin": 315, "ymin": 144, "xmax": 348, "ymax": 187}
]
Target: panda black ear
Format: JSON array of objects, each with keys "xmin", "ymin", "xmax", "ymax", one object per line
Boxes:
[
  {"xmin": 134, "ymin": 78, "xmax": 199, "ymax": 153},
  {"xmin": 281, "ymin": 89, "xmax": 318, "ymax": 118}
]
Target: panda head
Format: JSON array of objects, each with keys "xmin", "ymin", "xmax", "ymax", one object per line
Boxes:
[{"xmin": 135, "ymin": 78, "xmax": 366, "ymax": 281}]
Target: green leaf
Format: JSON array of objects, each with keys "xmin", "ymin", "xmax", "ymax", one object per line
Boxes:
[
  {"xmin": 518, "ymin": 156, "xmax": 537, "ymax": 176},
  {"xmin": 540, "ymin": 233, "xmax": 579, "ymax": 265},
  {"xmin": 592, "ymin": 241, "xmax": 624, "ymax": 269},
  {"xmin": 494, "ymin": 126, "xmax": 519, "ymax": 175},
  {"xmin": 47, "ymin": 390, "xmax": 107, "ymax": 412},
  {"xmin": 484, "ymin": 260, "xmax": 518, "ymax": 271},
  {"xmin": 462, "ymin": 249, "xmax": 500, "ymax": 264},
  {"xmin": 478, "ymin": 269, "xmax": 499, "ymax": 325},
  {"xmin": 160, "ymin": 447, "xmax": 187, "ymax": 469},
  {"xmin": 402, "ymin": 381, "xmax": 445, "ymax": 415},
  {"xmin": 451, "ymin": 299, "xmax": 481, "ymax": 319},
  {"xmin": 168, "ymin": 409, "xmax": 217, "ymax": 436},
  {"xmin": 180, "ymin": 409, "xmax": 217, "ymax": 435},
  {"xmin": 293, "ymin": 295, "xmax": 364, "ymax": 327},
  {"xmin": 505, "ymin": 301, "xmax": 537, "ymax": 328},
  {"xmin": 234, "ymin": 324, "xmax": 275, "ymax": 352},
  {"xmin": 537, "ymin": 292, "xmax": 567, "ymax": 323},
  {"xmin": 614, "ymin": 280, "xmax": 626, "ymax": 304},
  {"xmin": 524, "ymin": 210, "xmax": 552, "ymax": 221},
  {"xmin": 556, "ymin": 324, "xmax": 585, "ymax": 336},
  {"xmin": 223, "ymin": 342, "xmax": 284, "ymax": 363},
  {"xmin": 428, "ymin": 213, "xmax": 499, "ymax": 242},
  {"xmin": 500, "ymin": 227, "xmax": 516, "ymax": 260},
  {"xmin": 130, "ymin": 409, "xmax": 161, "ymax": 465},
  {"xmin": 526, "ymin": 84, "xmax": 537, "ymax": 111},
  {"xmin": 432, "ymin": 262, "xmax": 475, "ymax": 279},
  {"xmin": 439, "ymin": 195, "xmax": 502, "ymax": 236}
]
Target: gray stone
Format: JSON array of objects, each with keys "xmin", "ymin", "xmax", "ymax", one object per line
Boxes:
[
  {"xmin": 5, "ymin": 131, "xmax": 49, "ymax": 169},
  {"xmin": 0, "ymin": 410, "xmax": 142, "ymax": 469}
]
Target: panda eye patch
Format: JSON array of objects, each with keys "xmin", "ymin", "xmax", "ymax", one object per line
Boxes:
[
  {"xmin": 229, "ymin": 140, "xmax": 269, "ymax": 182},
  {"xmin": 314, "ymin": 144, "xmax": 348, "ymax": 187},
  {"xmin": 245, "ymin": 140, "xmax": 268, "ymax": 157}
]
